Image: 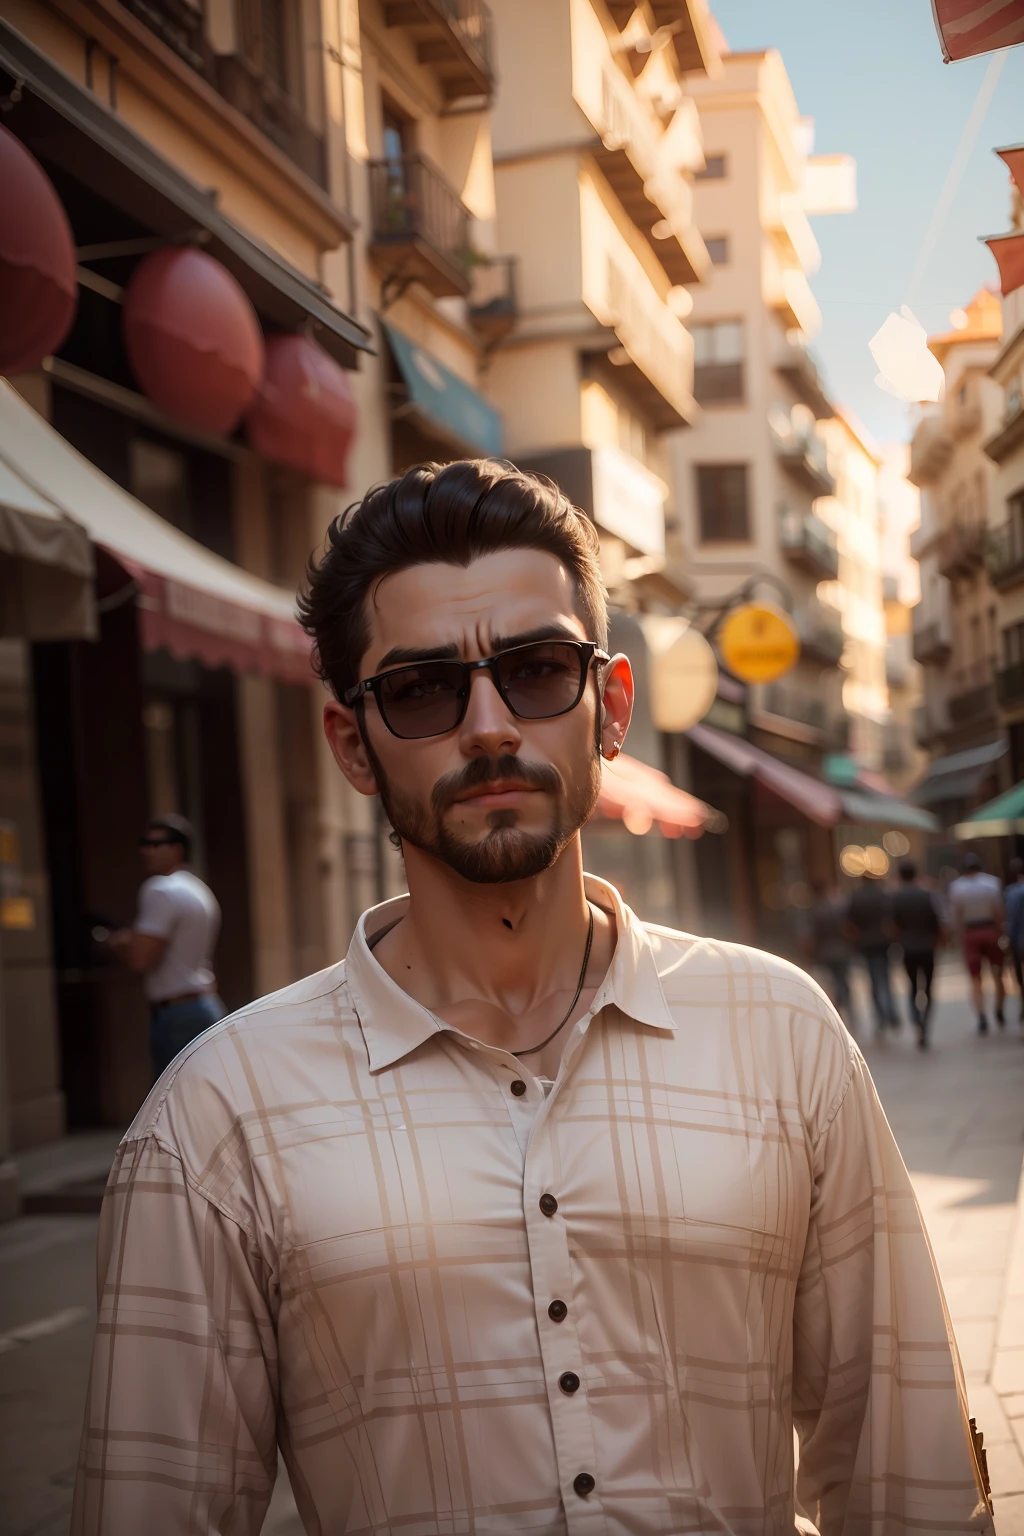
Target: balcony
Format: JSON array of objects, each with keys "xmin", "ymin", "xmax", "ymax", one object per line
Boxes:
[
  {"xmin": 997, "ymin": 663, "xmax": 1024, "ymax": 710},
  {"xmin": 122, "ymin": 0, "xmax": 212, "ymax": 74},
  {"xmin": 769, "ymin": 413, "xmax": 835, "ymax": 496},
  {"xmin": 909, "ymin": 411, "xmax": 954, "ymax": 488},
  {"xmin": 986, "ymin": 519, "xmax": 1024, "ymax": 590},
  {"xmin": 468, "ymin": 256, "xmax": 518, "ymax": 344},
  {"xmin": 368, "ymin": 154, "xmax": 471, "ymax": 298},
  {"xmin": 778, "ymin": 505, "xmax": 839, "ymax": 578},
  {"xmin": 948, "ymin": 680, "xmax": 997, "ymax": 728},
  {"xmin": 383, "ymin": 0, "xmax": 494, "ymax": 103},
  {"xmin": 215, "ymin": 54, "xmax": 325, "ymax": 186},
  {"xmin": 797, "ymin": 599, "xmax": 845, "ymax": 666},
  {"xmin": 772, "ymin": 332, "xmax": 832, "ymax": 419},
  {"xmin": 984, "ymin": 399, "xmax": 1024, "ymax": 466},
  {"xmin": 936, "ymin": 520, "xmax": 986, "ymax": 580},
  {"xmin": 912, "ymin": 616, "xmax": 952, "ymax": 665}
]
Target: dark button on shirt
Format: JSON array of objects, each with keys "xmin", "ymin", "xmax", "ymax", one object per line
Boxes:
[
  {"xmin": 539, "ymin": 1192, "xmax": 558, "ymax": 1216},
  {"xmin": 573, "ymin": 1473, "xmax": 595, "ymax": 1497},
  {"xmin": 510, "ymin": 1079, "xmax": 527, "ymax": 1097},
  {"xmin": 547, "ymin": 1299, "xmax": 567, "ymax": 1322},
  {"xmin": 559, "ymin": 1371, "xmax": 580, "ymax": 1394}
]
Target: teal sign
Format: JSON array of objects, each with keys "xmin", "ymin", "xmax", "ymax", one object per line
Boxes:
[{"xmin": 382, "ymin": 321, "xmax": 503, "ymax": 458}]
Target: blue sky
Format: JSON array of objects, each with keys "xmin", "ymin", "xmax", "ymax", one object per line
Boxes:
[{"xmin": 709, "ymin": 2, "xmax": 1024, "ymax": 444}]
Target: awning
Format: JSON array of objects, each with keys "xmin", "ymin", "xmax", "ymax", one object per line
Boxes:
[
  {"xmin": 0, "ymin": 449, "xmax": 95, "ymax": 639},
  {"xmin": 0, "ymin": 21, "xmax": 371, "ymax": 368},
  {"xmin": 997, "ymin": 144, "xmax": 1024, "ymax": 198},
  {"xmin": 931, "ymin": 0, "xmax": 1024, "ymax": 61},
  {"xmin": 911, "ymin": 739, "xmax": 1007, "ymax": 805},
  {"xmin": 0, "ymin": 382, "xmax": 312, "ymax": 684},
  {"xmin": 953, "ymin": 781, "xmax": 1024, "ymax": 840},
  {"xmin": 838, "ymin": 790, "xmax": 939, "ymax": 834},
  {"xmin": 382, "ymin": 321, "xmax": 503, "ymax": 457},
  {"xmin": 596, "ymin": 751, "xmax": 710, "ymax": 838},
  {"xmin": 688, "ymin": 722, "xmax": 841, "ymax": 826},
  {"xmin": 983, "ymin": 231, "xmax": 1024, "ymax": 298}
]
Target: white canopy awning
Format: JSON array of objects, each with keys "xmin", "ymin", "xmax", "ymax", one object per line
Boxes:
[
  {"xmin": 0, "ymin": 382, "xmax": 313, "ymax": 684},
  {"xmin": 0, "ymin": 431, "xmax": 95, "ymax": 641}
]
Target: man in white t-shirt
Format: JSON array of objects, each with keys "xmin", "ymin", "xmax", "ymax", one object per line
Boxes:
[
  {"xmin": 947, "ymin": 852, "xmax": 1006, "ymax": 1033},
  {"xmin": 110, "ymin": 814, "xmax": 224, "ymax": 1077}
]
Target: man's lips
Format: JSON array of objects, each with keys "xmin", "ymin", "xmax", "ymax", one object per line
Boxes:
[{"xmin": 451, "ymin": 780, "xmax": 542, "ymax": 806}]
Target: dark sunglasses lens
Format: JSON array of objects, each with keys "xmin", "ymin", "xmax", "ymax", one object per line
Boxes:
[
  {"xmin": 497, "ymin": 643, "xmax": 585, "ymax": 720},
  {"xmin": 140, "ymin": 837, "xmax": 171, "ymax": 848},
  {"xmin": 378, "ymin": 661, "xmax": 466, "ymax": 738}
]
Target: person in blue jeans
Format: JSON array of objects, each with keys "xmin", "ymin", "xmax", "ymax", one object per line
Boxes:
[
  {"xmin": 109, "ymin": 813, "xmax": 225, "ymax": 1078},
  {"xmin": 845, "ymin": 872, "xmax": 897, "ymax": 1036}
]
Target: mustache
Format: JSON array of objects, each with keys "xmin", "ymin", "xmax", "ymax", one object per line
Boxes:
[{"xmin": 432, "ymin": 755, "xmax": 564, "ymax": 814}]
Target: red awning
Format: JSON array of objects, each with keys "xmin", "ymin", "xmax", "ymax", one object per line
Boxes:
[
  {"xmin": 997, "ymin": 144, "xmax": 1024, "ymax": 197},
  {"xmin": 931, "ymin": 0, "xmax": 1024, "ymax": 61},
  {"xmin": 597, "ymin": 751, "xmax": 710, "ymax": 839},
  {"xmin": 0, "ymin": 381, "xmax": 313, "ymax": 685},
  {"xmin": 688, "ymin": 722, "xmax": 842, "ymax": 827},
  {"xmin": 984, "ymin": 231, "xmax": 1024, "ymax": 297}
]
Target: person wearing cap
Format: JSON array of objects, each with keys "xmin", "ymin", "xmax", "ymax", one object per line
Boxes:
[
  {"xmin": 947, "ymin": 852, "xmax": 1006, "ymax": 1033},
  {"xmin": 109, "ymin": 814, "xmax": 224, "ymax": 1077}
]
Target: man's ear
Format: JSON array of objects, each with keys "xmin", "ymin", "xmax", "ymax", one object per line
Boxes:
[
  {"xmin": 324, "ymin": 701, "xmax": 379, "ymax": 797},
  {"xmin": 599, "ymin": 654, "xmax": 633, "ymax": 760}
]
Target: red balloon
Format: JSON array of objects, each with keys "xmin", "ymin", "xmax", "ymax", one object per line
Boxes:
[
  {"xmin": 122, "ymin": 247, "xmax": 264, "ymax": 434},
  {"xmin": 0, "ymin": 124, "xmax": 77, "ymax": 375},
  {"xmin": 245, "ymin": 335, "xmax": 356, "ymax": 487}
]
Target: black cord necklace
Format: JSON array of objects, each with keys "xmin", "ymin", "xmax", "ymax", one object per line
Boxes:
[{"xmin": 515, "ymin": 905, "xmax": 595, "ymax": 1058}]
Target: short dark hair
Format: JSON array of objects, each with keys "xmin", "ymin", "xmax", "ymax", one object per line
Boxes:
[
  {"xmin": 149, "ymin": 813, "xmax": 192, "ymax": 861},
  {"xmin": 298, "ymin": 460, "xmax": 609, "ymax": 699},
  {"xmin": 899, "ymin": 859, "xmax": 917, "ymax": 882},
  {"xmin": 963, "ymin": 852, "xmax": 981, "ymax": 872}
]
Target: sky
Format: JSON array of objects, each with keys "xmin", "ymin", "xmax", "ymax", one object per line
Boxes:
[{"xmin": 709, "ymin": 1, "xmax": 1024, "ymax": 445}]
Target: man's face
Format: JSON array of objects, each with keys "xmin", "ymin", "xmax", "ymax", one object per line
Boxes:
[
  {"xmin": 140, "ymin": 831, "xmax": 184, "ymax": 877},
  {"xmin": 324, "ymin": 549, "xmax": 632, "ymax": 885}
]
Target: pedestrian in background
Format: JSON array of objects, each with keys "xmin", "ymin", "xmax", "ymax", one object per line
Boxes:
[
  {"xmin": 948, "ymin": 852, "xmax": 1005, "ymax": 1034},
  {"xmin": 891, "ymin": 859, "xmax": 944, "ymax": 1049},
  {"xmin": 807, "ymin": 881, "xmax": 854, "ymax": 1024},
  {"xmin": 845, "ymin": 871, "xmax": 897, "ymax": 1036},
  {"xmin": 1004, "ymin": 857, "xmax": 1024, "ymax": 1026},
  {"xmin": 109, "ymin": 814, "xmax": 224, "ymax": 1078}
]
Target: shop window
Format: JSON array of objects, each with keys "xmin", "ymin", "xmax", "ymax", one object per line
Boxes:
[
  {"xmin": 705, "ymin": 236, "xmax": 729, "ymax": 266},
  {"xmin": 692, "ymin": 320, "xmax": 744, "ymax": 404},
  {"xmin": 696, "ymin": 154, "xmax": 727, "ymax": 180},
  {"xmin": 697, "ymin": 464, "xmax": 749, "ymax": 542}
]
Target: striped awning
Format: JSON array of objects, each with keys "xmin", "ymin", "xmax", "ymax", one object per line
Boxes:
[{"xmin": 931, "ymin": 0, "xmax": 1024, "ymax": 61}]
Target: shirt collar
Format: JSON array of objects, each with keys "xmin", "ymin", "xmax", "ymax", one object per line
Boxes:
[{"xmin": 345, "ymin": 874, "xmax": 676, "ymax": 1074}]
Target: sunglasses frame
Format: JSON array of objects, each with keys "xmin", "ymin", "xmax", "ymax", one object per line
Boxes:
[{"xmin": 342, "ymin": 639, "xmax": 611, "ymax": 740}]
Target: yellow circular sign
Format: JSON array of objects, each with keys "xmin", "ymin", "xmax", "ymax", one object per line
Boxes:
[{"xmin": 717, "ymin": 602, "xmax": 800, "ymax": 684}]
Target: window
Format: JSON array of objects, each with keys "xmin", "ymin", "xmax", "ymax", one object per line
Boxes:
[
  {"xmin": 696, "ymin": 464, "xmax": 749, "ymax": 542},
  {"xmin": 692, "ymin": 320, "xmax": 744, "ymax": 404},
  {"xmin": 383, "ymin": 103, "xmax": 413, "ymax": 163},
  {"xmin": 696, "ymin": 154, "xmax": 727, "ymax": 180},
  {"xmin": 1005, "ymin": 622, "xmax": 1024, "ymax": 668},
  {"xmin": 705, "ymin": 236, "xmax": 729, "ymax": 266}
]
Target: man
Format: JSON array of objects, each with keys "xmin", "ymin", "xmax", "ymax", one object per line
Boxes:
[
  {"xmin": 948, "ymin": 851, "xmax": 1006, "ymax": 1033},
  {"xmin": 844, "ymin": 870, "xmax": 898, "ymax": 1036},
  {"xmin": 109, "ymin": 813, "xmax": 224, "ymax": 1077},
  {"xmin": 73, "ymin": 462, "xmax": 991, "ymax": 1533},
  {"xmin": 1004, "ymin": 856, "xmax": 1024, "ymax": 1023},
  {"xmin": 890, "ymin": 858, "xmax": 944, "ymax": 1049},
  {"xmin": 806, "ymin": 880, "xmax": 853, "ymax": 1023}
]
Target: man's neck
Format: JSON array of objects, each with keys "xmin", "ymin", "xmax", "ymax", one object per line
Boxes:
[{"xmin": 369, "ymin": 836, "xmax": 615, "ymax": 1064}]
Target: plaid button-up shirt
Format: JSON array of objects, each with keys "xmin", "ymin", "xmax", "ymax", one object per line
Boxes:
[{"xmin": 72, "ymin": 877, "xmax": 991, "ymax": 1534}]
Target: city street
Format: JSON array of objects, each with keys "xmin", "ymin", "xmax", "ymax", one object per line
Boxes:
[{"xmin": 1, "ymin": 959, "xmax": 1023, "ymax": 1534}]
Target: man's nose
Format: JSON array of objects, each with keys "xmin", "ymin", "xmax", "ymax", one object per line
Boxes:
[{"xmin": 458, "ymin": 669, "xmax": 522, "ymax": 757}]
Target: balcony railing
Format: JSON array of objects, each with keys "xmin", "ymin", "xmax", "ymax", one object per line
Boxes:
[
  {"xmin": 122, "ymin": 0, "xmax": 212, "ymax": 75},
  {"xmin": 778, "ymin": 505, "xmax": 839, "ymax": 579},
  {"xmin": 909, "ymin": 411, "xmax": 953, "ymax": 488},
  {"xmin": 368, "ymin": 153, "xmax": 471, "ymax": 298},
  {"xmin": 215, "ymin": 54, "xmax": 326, "ymax": 185},
  {"xmin": 383, "ymin": 0, "xmax": 494, "ymax": 102},
  {"xmin": 948, "ymin": 681, "xmax": 997, "ymax": 727},
  {"xmin": 769, "ymin": 414, "xmax": 835, "ymax": 496},
  {"xmin": 771, "ymin": 331, "xmax": 831, "ymax": 419},
  {"xmin": 986, "ymin": 520, "xmax": 1024, "ymax": 590},
  {"xmin": 997, "ymin": 663, "xmax": 1024, "ymax": 709},
  {"xmin": 937, "ymin": 519, "xmax": 986, "ymax": 580},
  {"xmin": 912, "ymin": 617, "xmax": 952, "ymax": 665},
  {"xmin": 468, "ymin": 256, "xmax": 518, "ymax": 343}
]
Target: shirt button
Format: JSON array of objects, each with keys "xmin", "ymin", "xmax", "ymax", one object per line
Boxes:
[
  {"xmin": 539, "ymin": 1192, "xmax": 558, "ymax": 1216},
  {"xmin": 548, "ymin": 1299, "xmax": 568, "ymax": 1322},
  {"xmin": 559, "ymin": 1371, "xmax": 580, "ymax": 1394},
  {"xmin": 573, "ymin": 1472, "xmax": 595, "ymax": 1497},
  {"xmin": 510, "ymin": 1079, "xmax": 527, "ymax": 1097}
]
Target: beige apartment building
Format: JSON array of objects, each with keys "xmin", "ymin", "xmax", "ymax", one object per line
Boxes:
[
  {"xmin": 877, "ymin": 443, "xmax": 926, "ymax": 793},
  {"xmin": 909, "ymin": 289, "xmax": 1006, "ymax": 828},
  {"xmin": 670, "ymin": 48, "xmax": 856, "ymax": 770}
]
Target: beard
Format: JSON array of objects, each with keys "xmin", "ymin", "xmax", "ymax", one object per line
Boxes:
[{"xmin": 364, "ymin": 740, "xmax": 602, "ymax": 885}]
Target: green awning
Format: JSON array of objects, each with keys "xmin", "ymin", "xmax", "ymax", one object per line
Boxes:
[
  {"xmin": 953, "ymin": 780, "xmax": 1024, "ymax": 840},
  {"xmin": 839, "ymin": 790, "xmax": 939, "ymax": 833},
  {"xmin": 382, "ymin": 321, "xmax": 503, "ymax": 458}
]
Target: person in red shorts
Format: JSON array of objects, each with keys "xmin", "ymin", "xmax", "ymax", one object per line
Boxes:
[{"xmin": 948, "ymin": 852, "xmax": 1006, "ymax": 1033}]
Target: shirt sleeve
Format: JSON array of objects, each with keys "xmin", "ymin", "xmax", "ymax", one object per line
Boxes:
[
  {"xmin": 71, "ymin": 1135, "xmax": 279, "ymax": 1535},
  {"xmin": 134, "ymin": 879, "xmax": 177, "ymax": 939},
  {"xmin": 792, "ymin": 1049, "xmax": 993, "ymax": 1532}
]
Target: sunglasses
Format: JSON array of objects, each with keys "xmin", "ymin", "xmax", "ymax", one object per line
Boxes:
[
  {"xmin": 139, "ymin": 835, "xmax": 178, "ymax": 849},
  {"xmin": 342, "ymin": 639, "xmax": 610, "ymax": 741}
]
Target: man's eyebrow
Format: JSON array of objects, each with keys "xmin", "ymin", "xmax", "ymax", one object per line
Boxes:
[
  {"xmin": 373, "ymin": 624, "xmax": 585, "ymax": 673},
  {"xmin": 489, "ymin": 623, "xmax": 586, "ymax": 650}
]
